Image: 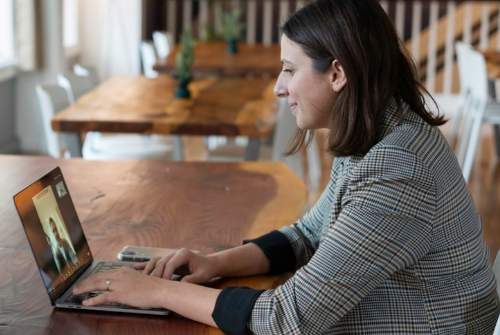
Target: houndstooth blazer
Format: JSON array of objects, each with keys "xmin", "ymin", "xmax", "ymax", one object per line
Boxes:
[{"xmin": 240, "ymin": 100, "xmax": 500, "ymax": 334}]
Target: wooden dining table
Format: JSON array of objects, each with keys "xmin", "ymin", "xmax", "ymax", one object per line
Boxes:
[
  {"xmin": 154, "ymin": 42, "xmax": 281, "ymax": 77},
  {"xmin": 51, "ymin": 75, "xmax": 279, "ymax": 161},
  {"xmin": 0, "ymin": 155, "xmax": 307, "ymax": 335}
]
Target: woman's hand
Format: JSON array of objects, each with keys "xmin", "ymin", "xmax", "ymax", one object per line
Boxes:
[
  {"xmin": 134, "ymin": 248, "xmax": 219, "ymax": 284},
  {"xmin": 72, "ymin": 267, "xmax": 171, "ymax": 309}
]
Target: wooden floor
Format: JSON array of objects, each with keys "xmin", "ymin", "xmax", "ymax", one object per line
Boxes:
[{"xmin": 184, "ymin": 123, "xmax": 500, "ymax": 264}]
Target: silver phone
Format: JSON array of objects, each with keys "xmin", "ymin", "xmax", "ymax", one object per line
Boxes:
[{"xmin": 117, "ymin": 246, "xmax": 176, "ymax": 262}]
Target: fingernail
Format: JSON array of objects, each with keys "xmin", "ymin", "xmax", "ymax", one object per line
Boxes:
[
  {"xmin": 73, "ymin": 287, "xmax": 79, "ymax": 294},
  {"xmin": 82, "ymin": 300, "xmax": 89, "ymax": 306}
]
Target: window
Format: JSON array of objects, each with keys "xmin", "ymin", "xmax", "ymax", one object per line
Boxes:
[
  {"xmin": 0, "ymin": 0, "xmax": 16, "ymax": 67},
  {"xmin": 63, "ymin": 0, "xmax": 79, "ymax": 53}
]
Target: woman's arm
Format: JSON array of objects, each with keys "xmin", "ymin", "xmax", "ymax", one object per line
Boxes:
[
  {"xmin": 72, "ymin": 267, "xmax": 221, "ymax": 327},
  {"xmin": 134, "ymin": 242, "xmax": 271, "ymax": 283},
  {"xmin": 215, "ymin": 147, "xmax": 438, "ymax": 335},
  {"xmin": 72, "ymin": 243, "xmax": 271, "ymax": 328},
  {"xmin": 210, "ymin": 241, "xmax": 270, "ymax": 277}
]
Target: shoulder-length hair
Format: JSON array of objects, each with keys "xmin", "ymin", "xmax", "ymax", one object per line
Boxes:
[{"xmin": 282, "ymin": 0, "xmax": 446, "ymax": 157}]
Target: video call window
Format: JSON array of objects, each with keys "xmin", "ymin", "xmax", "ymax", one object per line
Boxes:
[{"xmin": 33, "ymin": 186, "xmax": 78, "ymax": 275}]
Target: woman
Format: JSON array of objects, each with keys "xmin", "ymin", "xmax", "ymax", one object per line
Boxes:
[{"xmin": 74, "ymin": 0, "xmax": 500, "ymax": 333}]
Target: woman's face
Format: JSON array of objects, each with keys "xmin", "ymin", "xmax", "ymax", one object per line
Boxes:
[{"xmin": 274, "ymin": 35, "xmax": 345, "ymax": 130}]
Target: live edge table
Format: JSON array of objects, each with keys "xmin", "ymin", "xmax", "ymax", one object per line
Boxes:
[
  {"xmin": 51, "ymin": 76, "xmax": 279, "ymax": 161},
  {"xmin": 0, "ymin": 155, "xmax": 307, "ymax": 335}
]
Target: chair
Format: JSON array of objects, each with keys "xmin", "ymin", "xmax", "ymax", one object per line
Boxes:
[
  {"xmin": 152, "ymin": 31, "xmax": 174, "ymax": 59},
  {"xmin": 207, "ymin": 99, "xmax": 322, "ymax": 190},
  {"xmin": 57, "ymin": 73, "xmax": 94, "ymax": 104},
  {"xmin": 454, "ymin": 46, "xmax": 500, "ymax": 183},
  {"xmin": 492, "ymin": 250, "xmax": 500, "ymax": 335},
  {"xmin": 73, "ymin": 64, "xmax": 100, "ymax": 87},
  {"xmin": 140, "ymin": 41, "xmax": 159, "ymax": 78},
  {"xmin": 36, "ymin": 85, "xmax": 73, "ymax": 158}
]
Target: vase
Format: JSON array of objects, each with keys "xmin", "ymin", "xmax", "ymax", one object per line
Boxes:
[
  {"xmin": 226, "ymin": 39, "xmax": 238, "ymax": 54},
  {"xmin": 175, "ymin": 79, "xmax": 191, "ymax": 99}
]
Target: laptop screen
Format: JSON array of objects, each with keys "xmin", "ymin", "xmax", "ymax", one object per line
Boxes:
[{"xmin": 14, "ymin": 167, "xmax": 93, "ymax": 303}]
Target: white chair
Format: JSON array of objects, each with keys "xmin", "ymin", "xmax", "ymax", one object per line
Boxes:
[
  {"xmin": 57, "ymin": 73, "xmax": 94, "ymax": 104},
  {"xmin": 73, "ymin": 64, "xmax": 100, "ymax": 87},
  {"xmin": 455, "ymin": 46, "xmax": 500, "ymax": 183},
  {"xmin": 140, "ymin": 41, "xmax": 159, "ymax": 78},
  {"xmin": 207, "ymin": 99, "xmax": 322, "ymax": 190},
  {"xmin": 152, "ymin": 31, "xmax": 174, "ymax": 59},
  {"xmin": 36, "ymin": 85, "xmax": 73, "ymax": 158},
  {"xmin": 82, "ymin": 132, "xmax": 176, "ymax": 161},
  {"xmin": 492, "ymin": 250, "xmax": 500, "ymax": 335}
]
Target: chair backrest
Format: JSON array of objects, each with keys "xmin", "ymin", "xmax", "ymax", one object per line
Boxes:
[
  {"xmin": 455, "ymin": 42, "xmax": 474, "ymax": 94},
  {"xmin": 73, "ymin": 64, "xmax": 100, "ymax": 87},
  {"xmin": 152, "ymin": 31, "xmax": 174, "ymax": 59},
  {"xmin": 36, "ymin": 85, "xmax": 72, "ymax": 158},
  {"xmin": 140, "ymin": 41, "xmax": 159, "ymax": 78},
  {"xmin": 461, "ymin": 47, "xmax": 489, "ymax": 102},
  {"xmin": 57, "ymin": 73, "xmax": 94, "ymax": 104}
]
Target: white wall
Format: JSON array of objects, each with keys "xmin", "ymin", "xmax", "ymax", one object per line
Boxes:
[{"xmin": 79, "ymin": 0, "xmax": 142, "ymax": 81}]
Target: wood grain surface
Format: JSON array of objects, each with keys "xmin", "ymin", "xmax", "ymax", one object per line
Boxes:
[
  {"xmin": 154, "ymin": 42, "xmax": 281, "ymax": 77},
  {"xmin": 51, "ymin": 76, "xmax": 279, "ymax": 138},
  {"xmin": 0, "ymin": 155, "xmax": 306, "ymax": 335}
]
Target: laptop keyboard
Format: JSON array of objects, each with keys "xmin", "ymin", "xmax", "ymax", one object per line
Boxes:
[{"xmin": 65, "ymin": 262, "xmax": 134, "ymax": 307}]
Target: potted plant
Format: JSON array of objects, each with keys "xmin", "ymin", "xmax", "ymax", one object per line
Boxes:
[
  {"xmin": 222, "ymin": 6, "xmax": 243, "ymax": 54},
  {"xmin": 174, "ymin": 30, "xmax": 196, "ymax": 99}
]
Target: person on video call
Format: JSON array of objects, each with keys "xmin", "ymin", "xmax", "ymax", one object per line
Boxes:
[
  {"xmin": 73, "ymin": 0, "xmax": 499, "ymax": 333},
  {"xmin": 49, "ymin": 217, "xmax": 77, "ymax": 272}
]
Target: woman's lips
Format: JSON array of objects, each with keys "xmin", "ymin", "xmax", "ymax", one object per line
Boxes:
[{"xmin": 290, "ymin": 103, "xmax": 298, "ymax": 113}]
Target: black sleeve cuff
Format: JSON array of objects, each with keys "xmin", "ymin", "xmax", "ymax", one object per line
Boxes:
[
  {"xmin": 212, "ymin": 287, "xmax": 265, "ymax": 335},
  {"xmin": 243, "ymin": 230, "xmax": 296, "ymax": 274}
]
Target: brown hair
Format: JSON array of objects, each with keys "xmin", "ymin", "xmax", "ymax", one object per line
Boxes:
[{"xmin": 282, "ymin": 0, "xmax": 446, "ymax": 157}]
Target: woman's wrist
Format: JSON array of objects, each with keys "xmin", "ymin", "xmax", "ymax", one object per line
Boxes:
[
  {"xmin": 207, "ymin": 253, "xmax": 225, "ymax": 278},
  {"xmin": 157, "ymin": 278, "xmax": 176, "ymax": 309}
]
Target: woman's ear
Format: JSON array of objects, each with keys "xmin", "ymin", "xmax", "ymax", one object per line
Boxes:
[{"xmin": 331, "ymin": 60, "xmax": 347, "ymax": 93}]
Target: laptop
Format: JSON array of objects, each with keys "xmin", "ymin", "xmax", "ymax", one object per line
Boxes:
[{"xmin": 13, "ymin": 166, "xmax": 170, "ymax": 315}]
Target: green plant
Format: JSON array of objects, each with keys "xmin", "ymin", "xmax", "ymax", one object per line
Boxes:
[
  {"xmin": 175, "ymin": 30, "xmax": 196, "ymax": 83},
  {"xmin": 222, "ymin": 6, "xmax": 243, "ymax": 43}
]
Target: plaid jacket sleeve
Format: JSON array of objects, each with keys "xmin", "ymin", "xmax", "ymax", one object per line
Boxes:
[
  {"xmin": 243, "ymin": 162, "xmax": 340, "ymax": 274},
  {"xmin": 248, "ymin": 146, "xmax": 437, "ymax": 334}
]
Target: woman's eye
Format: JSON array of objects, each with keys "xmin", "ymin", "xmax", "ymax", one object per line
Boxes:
[{"xmin": 283, "ymin": 69, "xmax": 294, "ymax": 75}]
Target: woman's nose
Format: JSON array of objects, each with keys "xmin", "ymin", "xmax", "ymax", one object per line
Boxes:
[{"xmin": 273, "ymin": 76, "xmax": 288, "ymax": 98}]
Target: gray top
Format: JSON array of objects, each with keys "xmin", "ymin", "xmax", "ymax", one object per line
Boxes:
[{"xmin": 249, "ymin": 100, "xmax": 500, "ymax": 334}]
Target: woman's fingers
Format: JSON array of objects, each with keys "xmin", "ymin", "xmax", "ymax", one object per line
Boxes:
[
  {"xmin": 133, "ymin": 261, "xmax": 149, "ymax": 270},
  {"xmin": 142, "ymin": 257, "xmax": 162, "ymax": 275},
  {"xmin": 162, "ymin": 249, "xmax": 193, "ymax": 280},
  {"xmin": 82, "ymin": 291, "xmax": 115, "ymax": 306},
  {"xmin": 73, "ymin": 272, "xmax": 109, "ymax": 294}
]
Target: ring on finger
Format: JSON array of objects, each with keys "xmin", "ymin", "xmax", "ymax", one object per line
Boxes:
[{"xmin": 105, "ymin": 279, "xmax": 111, "ymax": 291}]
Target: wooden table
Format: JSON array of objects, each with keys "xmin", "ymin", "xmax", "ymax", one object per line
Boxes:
[
  {"xmin": 154, "ymin": 42, "xmax": 281, "ymax": 77},
  {"xmin": 0, "ymin": 155, "xmax": 307, "ymax": 335},
  {"xmin": 52, "ymin": 76, "xmax": 279, "ymax": 161}
]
